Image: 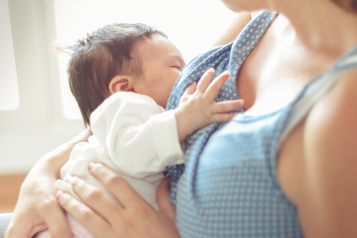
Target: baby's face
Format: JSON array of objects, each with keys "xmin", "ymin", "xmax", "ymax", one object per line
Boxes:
[{"xmin": 133, "ymin": 34, "xmax": 185, "ymax": 108}]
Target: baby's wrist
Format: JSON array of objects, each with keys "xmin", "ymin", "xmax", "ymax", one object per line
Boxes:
[{"xmin": 174, "ymin": 108, "xmax": 195, "ymax": 142}]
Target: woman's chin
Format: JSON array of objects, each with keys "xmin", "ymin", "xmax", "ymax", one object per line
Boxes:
[{"xmin": 219, "ymin": 0, "xmax": 264, "ymax": 12}]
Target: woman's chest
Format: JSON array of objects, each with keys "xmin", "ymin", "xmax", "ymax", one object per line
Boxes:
[
  {"xmin": 176, "ymin": 111, "xmax": 304, "ymax": 238},
  {"xmin": 232, "ymin": 34, "xmax": 336, "ymax": 207},
  {"xmin": 235, "ymin": 24, "xmax": 334, "ymax": 116}
]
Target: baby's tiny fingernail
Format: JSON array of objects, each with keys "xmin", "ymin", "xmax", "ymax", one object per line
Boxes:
[
  {"xmin": 208, "ymin": 68, "xmax": 215, "ymax": 72},
  {"xmin": 88, "ymin": 162, "xmax": 96, "ymax": 170}
]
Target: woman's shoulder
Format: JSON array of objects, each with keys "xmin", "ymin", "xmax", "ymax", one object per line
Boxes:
[
  {"xmin": 307, "ymin": 68, "xmax": 357, "ymax": 136},
  {"xmin": 298, "ymin": 68, "xmax": 357, "ymax": 236},
  {"xmin": 279, "ymin": 68, "xmax": 357, "ymax": 237},
  {"xmin": 308, "ymin": 67, "xmax": 357, "ymax": 140}
]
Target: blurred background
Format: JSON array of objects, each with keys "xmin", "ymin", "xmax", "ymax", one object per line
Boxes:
[{"xmin": 0, "ymin": 0, "xmax": 235, "ymax": 212}]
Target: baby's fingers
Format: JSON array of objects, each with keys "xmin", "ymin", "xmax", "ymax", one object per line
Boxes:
[
  {"xmin": 204, "ymin": 71, "xmax": 231, "ymax": 101},
  {"xmin": 212, "ymin": 113, "xmax": 237, "ymax": 123},
  {"xmin": 182, "ymin": 81, "xmax": 197, "ymax": 96},
  {"xmin": 197, "ymin": 68, "xmax": 215, "ymax": 93},
  {"xmin": 211, "ymin": 100, "xmax": 244, "ymax": 113}
]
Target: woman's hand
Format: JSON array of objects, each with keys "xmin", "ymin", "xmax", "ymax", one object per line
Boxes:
[
  {"xmin": 5, "ymin": 145, "xmax": 75, "ymax": 238},
  {"xmin": 57, "ymin": 162, "xmax": 181, "ymax": 238},
  {"xmin": 5, "ymin": 130, "xmax": 91, "ymax": 238}
]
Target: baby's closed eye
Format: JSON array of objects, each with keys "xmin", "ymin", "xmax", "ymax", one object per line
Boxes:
[{"xmin": 172, "ymin": 65, "xmax": 182, "ymax": 71}]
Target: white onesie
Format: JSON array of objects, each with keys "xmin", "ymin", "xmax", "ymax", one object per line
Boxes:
[{"xmin": 36, "ymin": 92, "xmax": 184, "ymax": 238}]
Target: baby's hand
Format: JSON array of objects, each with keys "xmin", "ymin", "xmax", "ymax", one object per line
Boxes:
[{"xmin": 174, "ymin": 68, "xmax": 244, "ymax": 142}]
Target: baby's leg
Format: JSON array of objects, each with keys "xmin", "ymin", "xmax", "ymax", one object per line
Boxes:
[{"xmin": 35, "ymin": 212, "xmax": 96, "ymax": 238}]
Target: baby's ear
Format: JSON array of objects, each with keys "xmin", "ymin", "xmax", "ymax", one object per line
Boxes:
[{"xmin": 109, "ymin": 75, "xmax": 134, "ymax": 94}]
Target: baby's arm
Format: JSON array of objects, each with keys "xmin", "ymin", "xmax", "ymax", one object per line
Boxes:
[
  {"xmin": 90, "ymin": 92, "xmax": 184, "ymax": 178},
  {"xmin": 174, "ymin": 68, "xmax": 243, "ymax": 142}
]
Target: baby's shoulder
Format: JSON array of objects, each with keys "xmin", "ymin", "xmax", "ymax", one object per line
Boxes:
[
  {"xmin": 90, "ymin": 92, "xmax": 164, "ymax": 126},
  {"xmin": 106, "ymin": 92, "xmax": 158, "ymax": 105}
]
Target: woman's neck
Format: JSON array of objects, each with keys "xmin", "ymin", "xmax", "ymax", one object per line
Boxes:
[{"xmin": 272, "ymin": 0, "xmax": 357, "ymax": 57}]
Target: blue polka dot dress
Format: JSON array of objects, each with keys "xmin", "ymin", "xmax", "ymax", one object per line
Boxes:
[{"xmin": 166, "ymin": 10, "xmax": 357, "ymax": 238}]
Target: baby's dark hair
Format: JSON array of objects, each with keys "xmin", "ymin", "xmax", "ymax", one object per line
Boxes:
[{"xmin": 58, "ymin": 23, "xmax": 167, "ymax": 127}]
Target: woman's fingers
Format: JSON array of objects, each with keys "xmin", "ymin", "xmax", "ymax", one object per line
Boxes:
[
  {"xmin": 88, "ymin": 162, "xmax": 147, "ymax": 208},
  {"xmin": 211, "ymin": 100, "xmax": 244, "ymax": 113},
  {"xmin": 58, "ymin": 164, "xmax": 181, "ymax": 238},
  {"xmin": 6, "ymin": 167, "xmax": 76, "ymax": 238},
  {"xmin": 204, "ymin": 71, "xmax": 231, "ymax": 101},
  {"xmin": 197, "ymin": 68, "xmax": 215, "ymax": 93},
  {"xmin": 157, "ymin": 177, "xmax": 176, "ymax": 221},
  {"xmin": 63, "ymin": 175, "xmax": 121, "ymax": 222},
  {"xmin": 56, "ymin": 191, "xmax": 113, "ymax": 238},
  {"xmin": 43, "ymin": 201, "xmax": 74, "ymax": 238}
]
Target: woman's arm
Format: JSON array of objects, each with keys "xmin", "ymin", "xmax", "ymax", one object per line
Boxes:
[
  {"xmin": 5, "ymin": 130, "xmax": 91, "ymax": 238},
  {"xmin": 291, "ymin": 70, "xmax": 357, "ymax": 237},
  {"xmin": 57, "ymin": 163, "xmax": 180, "ymax": 238}
]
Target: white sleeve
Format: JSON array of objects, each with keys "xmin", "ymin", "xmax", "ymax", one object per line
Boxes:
[{"xmin": 90, "ymin": 92, "xmax": 184, "ymax": 178}]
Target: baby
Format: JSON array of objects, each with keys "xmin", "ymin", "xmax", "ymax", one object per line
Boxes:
[{"xmin": 37, "ymin": 23, "xmax": 242, "ymax": 238}]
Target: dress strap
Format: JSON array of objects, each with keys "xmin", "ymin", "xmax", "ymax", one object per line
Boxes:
[
  {"xmin": 165, "ymin": 10, "xmax": 277, "ymax": 205},
  {"xmin": 279, "ymin": 47, "xmax": 357, "ymax": 145}
]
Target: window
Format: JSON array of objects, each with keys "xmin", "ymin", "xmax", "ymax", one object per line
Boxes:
[{"xmin": 0, "ymin": 0, "xmax": 19, "ymax": 111}]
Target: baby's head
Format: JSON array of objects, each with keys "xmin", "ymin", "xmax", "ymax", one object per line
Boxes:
[{"xmin": 63, "ymin": 23, "xmax": 185, "ymax": 127}]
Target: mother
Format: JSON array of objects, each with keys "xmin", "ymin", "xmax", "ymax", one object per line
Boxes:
[{"xmin": 3, "ymin": 0, "xmax": 357, "ymax": 237}]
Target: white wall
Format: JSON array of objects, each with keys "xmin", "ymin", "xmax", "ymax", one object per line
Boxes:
[
  {"xmin": 0, "ymin": 0, "xmax": 83, "ymax": 174},
  {"xmin": 0, "ymin": 0, "xmax": 236, "ymax": 175}
]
